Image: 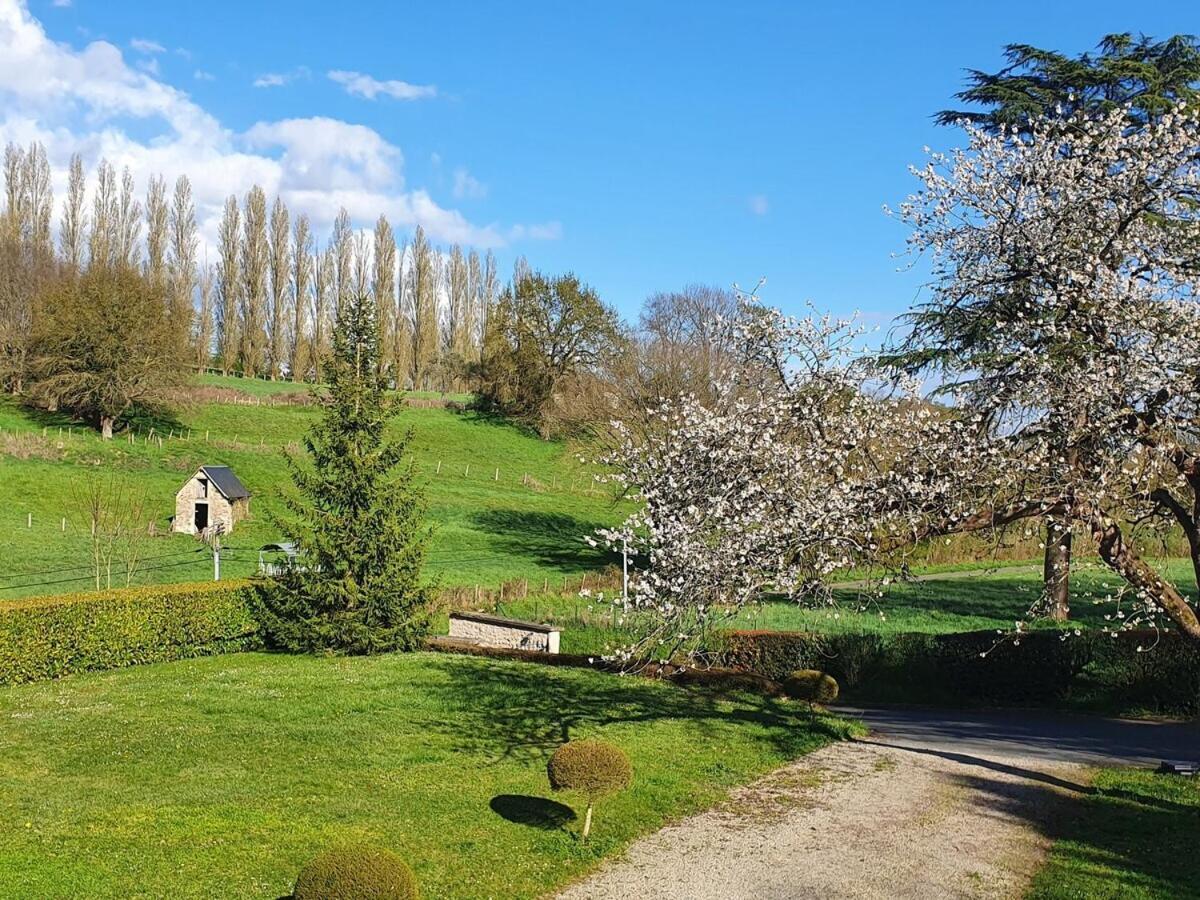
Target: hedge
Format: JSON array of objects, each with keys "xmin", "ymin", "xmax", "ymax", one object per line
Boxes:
[
  {"xmin": 719, "ymin": 628, "xmax": 1200, "ymax": 716},
  {"xmin": 0, "ymin": 580, "xmax": 262, "ymax": 685}
]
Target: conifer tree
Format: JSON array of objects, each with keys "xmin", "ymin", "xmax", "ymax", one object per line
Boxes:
[{"xmin": 260, "ymin": 290, "xmax": 433, "ymax": 654}]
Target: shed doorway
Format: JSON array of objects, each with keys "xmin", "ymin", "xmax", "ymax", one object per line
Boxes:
[{"xmin": 194, "ymin": 501, "xmax": 209, "ymax": 532}]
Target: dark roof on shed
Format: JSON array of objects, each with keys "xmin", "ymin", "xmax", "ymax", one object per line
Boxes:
[{"xmin": 198, "ymin": 465, "xmax": 251, "ymax": 500}]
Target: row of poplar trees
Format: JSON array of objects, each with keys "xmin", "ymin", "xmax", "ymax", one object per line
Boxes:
[{"xmin": 0, "ymin": 145, "xmax": 503, "ymax": 393}]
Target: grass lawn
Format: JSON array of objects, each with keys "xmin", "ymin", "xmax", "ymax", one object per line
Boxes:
[
  {"xmin": 1029, "ymin": 768, "xmax": 1200, "ymax": 899},
  {"xmin": 0, "ymin": 650, "xmax": 857, "ymax": 899},
  {"xmin": 0, "ymin": 376, "xmax": 626, "ymax": 600}
]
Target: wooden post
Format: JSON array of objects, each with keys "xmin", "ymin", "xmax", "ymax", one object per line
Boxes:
[
  {"xmin": 436, "ymin": 460, "xmax": 442, "ymax": 474},
  {"xmin": 61, "ymin": 517, "xmax": 66, "ymax": 532},
  {"xmin": 26, "ymin": 513, "xmax": 31, "ymax": 528},
  {"xmin": 464, "ymin": 464, "xmax": 470, "ymax": 477},
  {"xmin": 205, "ymin": 430, "xmax": 210, "ymax": 442},
  {"xmin": 494, "ymin": 467, "xmax": 499, "ymax": 481}
]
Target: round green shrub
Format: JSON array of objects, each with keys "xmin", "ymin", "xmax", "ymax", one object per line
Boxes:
[
  {"xmin": 782, "ymin": 669, "xmax": 839, "ymax": 704},
  {"xmin": 548, "ymin": 740, "xmax": 632, "ymax": 800},
  {"xmin": 293, "ymin": 845, "xmax": 418, "ymax": 900}
]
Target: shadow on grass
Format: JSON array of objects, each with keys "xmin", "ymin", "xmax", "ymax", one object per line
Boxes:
[
  {"xmin": 490, "ymin": 794, "xmax": 576, "ymax": 829},
  {"xmin": 423, "ymin": 654, "xmax": 850, "ymax": 765},
  {"xmin": 954, "ymin": 767, "xmax": 1200, "ymax": 898},
  {"xmin": 471, "ymin": 509, "xmax": 619, "ymax": 573}
]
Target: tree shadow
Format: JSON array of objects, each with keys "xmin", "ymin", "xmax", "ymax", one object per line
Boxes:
[
  {"xmin": 421, "ymin": 654, "xmax": 849, "ymax": 765},
  {"xmin": 489, "ymin": 794, "xmax": 577, "ymax": 830},
  {"xmin": 471, "ymin": 509, "xmax": 619, "ymax": 573}
]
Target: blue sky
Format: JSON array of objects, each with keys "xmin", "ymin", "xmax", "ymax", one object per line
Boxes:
[{"xmin": 5, "ymin": 0, "xmax": 1197, "ymax": 324}]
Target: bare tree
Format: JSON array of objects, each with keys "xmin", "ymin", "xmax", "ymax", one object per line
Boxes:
[
  {"xmin": 290, "ymin": 214, "xmax": 313, "ymax": 381},
  {"xmin": 215, "ymin": 194, "xmax": 240, "ymax": 375},
  {"xmin": 240, "ymin": 185, "xmax": 268, "ymax": 376},
  {"xmin": 59, "ymin": 154, "xmax": 86, "ymax": 271},
  {"xmin": 467, "ymin": 249, "xmax": 483, "ymax": 360},
  {"xmin": 72, "ymin": 474, "xmax": 153, "ymax": 590},
  {"xmin": 23, "ymin": 143, "xmax": 52, "ymax": 260},
  {"xmin": 267, "ymin": 195, "xmax": 290, "ymax": 379}
]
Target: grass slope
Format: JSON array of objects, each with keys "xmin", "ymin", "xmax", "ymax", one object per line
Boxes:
[
  {"xmin": 0, "ymin": 651, "xmax": 856, "ymax": 899},
  {"xmin": 1029, "ymin": 768, "xmax": 1200, "ymax": 899},
  {"xmin": 0, "ymin": 376, "xmax": 625, "ymax": 599}
]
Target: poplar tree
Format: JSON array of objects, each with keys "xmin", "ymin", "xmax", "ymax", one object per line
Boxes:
[
  {"xmin": 216, "ymin": 194, "xmax": 241, "ymax": 375},
  {"xmin": 290, "ymin": 214, "xmax": 313, "ymax": 381},
  {"xmin": 331, "ymin": 208, "xmax": 353, "ymax": 317},
  {"xmin": 313, "ymin": 245, "xmax": 334, "ymax": 381},
  {"xmin": 88, "ymin": 160, "xmax": 117, "ymax": 270},
  {"xmin": 144, "ymin": 174, "xmax": 168, "ymax": 290},
  {"xmin": 467, "ymin": 249, "xmax": 483, "ymax": 360},
  {"xmin": 169, "ymin": 175, "xmax": 198, "ymax": 353},
  {"xmin": 372, "ymin": 215, "xmax": 397, "ymax": 379},
  {"xmin": 268, "ymin": 195, "xmax": 291, "ymax": 379},
  {"xmin": 407, "ymin": 224, "xmax": 436, "ymax": 389},
  {"xmin": 114, "ymin": 167, "xmax": 142, "ymax": 270},
  {"xmin": 195, "ymin": 263, "xmax": 215, "ymax": 368},
  {"xmin": 59, "ymin": 154, "xmax": 86, "ymax": 271},
  {"xmin": 240, "ymin": 185, "xmax": 268, "ymax": 376},
  {"xmin": 259, "ymin": 288, "xmax": 433, "ymax": 654}
]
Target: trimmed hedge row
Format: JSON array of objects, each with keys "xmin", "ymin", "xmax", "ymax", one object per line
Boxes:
[
  {"xmin": 719, "ymin": 628, "xmax": 1200, "ymax": 715},
  {"xmin": 0, "ymin": 581, "xmax": 262, "ymax": 685}
]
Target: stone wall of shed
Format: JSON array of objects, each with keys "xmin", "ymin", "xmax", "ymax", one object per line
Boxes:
[{"xmin": 173, "ymin": 476, "xmax": 237, "ymax": 535}]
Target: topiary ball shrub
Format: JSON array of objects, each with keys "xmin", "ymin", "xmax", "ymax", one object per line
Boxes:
[
  {"xmin": 547, "ymin": 739, "xmax": 633, "ymax": 840},
  {"xmin": 293, "ymin": 845, "xmax": 419, "ymax": 900},
  {"xmin": 782, "ymin": 669, "xmax": 839, "ymax": 705}
]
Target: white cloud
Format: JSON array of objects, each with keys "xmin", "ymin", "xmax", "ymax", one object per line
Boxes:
[
  {"xmin": 452, "ymin": 167, "xmax": 486, "ymax": 200},
  {"xmin": 130, "ymin": 37, "xmax": 165, "ymax": 55},
  {"xmin": 748, "ymin": 194, "xmax": 769, "ymax": 216},
  {"xmin": 136, "ymin": 57, "xmax": 159, "ymax": 76},
  {"xmin": 253, "ymin": 72, "xmax": 288, "ymax": 88},
  {"xmin": 0, "ymin": 0, "xmax": 550, "ymax": 250},
  {"xmin": 193, "ymin": 69, "xmax": 215, "ymax": 82},
  {"xmin": 328, "ymin": 69, "xmax": 436, "ymax": 101},
  {"xmin": 508, "ymin": 221, "xmax": 562, "ymax": 241}
]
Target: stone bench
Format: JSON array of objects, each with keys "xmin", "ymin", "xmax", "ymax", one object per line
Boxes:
[{"xmin": 448, "ymin": 611, "xmax": 561, "ymax": 654}]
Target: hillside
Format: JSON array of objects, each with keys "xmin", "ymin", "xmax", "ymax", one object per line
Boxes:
[{"xmin": 0, "ymin": 376, "xmax": 625, "ymax": 600}]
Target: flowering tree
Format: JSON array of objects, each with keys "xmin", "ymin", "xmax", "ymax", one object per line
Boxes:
[
  {"xmin": 893, "ymin": 105, "xmax": 1200, "ymax": 639},
  {"xmin": 596, "ymin": 299, "xmax": 992, "ymax": 662}
]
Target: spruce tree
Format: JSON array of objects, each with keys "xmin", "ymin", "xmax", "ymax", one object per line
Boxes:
[{"xmin": 260, "ymin": 290, "xmax": 433, "ymax": 653}]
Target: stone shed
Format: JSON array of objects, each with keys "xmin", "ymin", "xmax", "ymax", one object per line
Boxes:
[{"xmin": 173, "ymin": 465, "xmax": 251, "ymax": 535}]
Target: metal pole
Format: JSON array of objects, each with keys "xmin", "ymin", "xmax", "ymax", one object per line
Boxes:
[
  {"xmin": 622, "ymin": 537, "xmax": 629, "ymax": 603},
  {"xmin": 214, "ymin": 539, "xmax": 221, "ymax": 582}
]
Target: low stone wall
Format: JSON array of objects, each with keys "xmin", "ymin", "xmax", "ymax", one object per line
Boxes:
[{"xmin": 448, "ymin": 611, "xmax": 561, "ymax": 654}]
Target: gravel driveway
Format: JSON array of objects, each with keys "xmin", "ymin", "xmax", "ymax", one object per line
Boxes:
[{"xmin": 557, "ymin": 707, "xmax": 1198, "ymax": 899}]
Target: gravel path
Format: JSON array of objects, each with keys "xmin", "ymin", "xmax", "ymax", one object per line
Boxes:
[{"xmin": 558, "ymin": 706, "xmax": 1196, "ymax": 899}]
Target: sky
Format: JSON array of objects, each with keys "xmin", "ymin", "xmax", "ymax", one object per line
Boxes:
[{"xmin": 0, "ymin": 0, "xmax": 1195, "ymax": 326}]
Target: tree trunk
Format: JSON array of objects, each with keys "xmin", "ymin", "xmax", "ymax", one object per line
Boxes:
[
  {"xmin": 100, "ymin": 415, "xmax": 114, "ymax": 440},
  {"xmin": 1091, "ymin": 515, "xmax": 1200, "ymax": 641},
  {"xmin": 1042, "ymin": 517, "xmax": 1072, "ymax": 621}
]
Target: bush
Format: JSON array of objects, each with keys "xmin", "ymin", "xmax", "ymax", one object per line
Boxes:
[
  {"xmin": 0, "ymin": 581, "xmax": 261, "ymax": 685},
  {"xmin": 547, "ymin": 739, "xmax": 633, "ymax": 840},
  {"xmin": 782, "ymin": 669, "xmax": 839, "ymax": 704},
  {"xmin": 293, "ymin": 845, "xmax": 418, "ymax": 900},
  {"xmin": 719, "ymin": 628, "xmax": 1200, "ymax": 715}
]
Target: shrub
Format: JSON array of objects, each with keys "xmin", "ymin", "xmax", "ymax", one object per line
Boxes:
[
  {"xmin": 293, "ymin": 845, "xmax": 418, "ymax": 900},
  {"xmin": 782, "ymin": 669, "xmax": 839, "ymax": 704},
  {"xmin": 547, "ymin": 739, "xmax": 633, "ymax": 840},
  {"xmin": 0, "ymin": 581, "xmax": 260, "ymax": 685}
]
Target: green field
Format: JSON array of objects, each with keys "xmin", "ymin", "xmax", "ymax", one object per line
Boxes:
[
  {"xmin": 0, "ymin": 376, "xmax": 626, "ymax": 600},
  {"xmin": 0, "ymin": 650, "xmax": 856, "ymax": 899}
]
